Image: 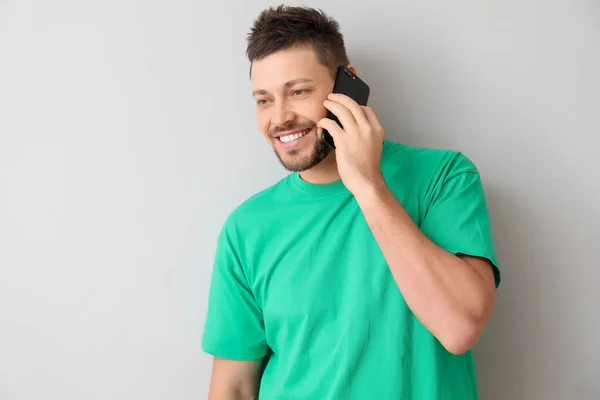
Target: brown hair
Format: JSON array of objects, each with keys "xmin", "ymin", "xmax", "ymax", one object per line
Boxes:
[{"xmin": 246, "ymin": 5, "xmax": 350, "ymax": 78}]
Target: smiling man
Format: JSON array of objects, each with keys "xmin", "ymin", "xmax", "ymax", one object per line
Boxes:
[{"xmin": 201, "ymin": 5, "xmax": 501, "ymax": 400}]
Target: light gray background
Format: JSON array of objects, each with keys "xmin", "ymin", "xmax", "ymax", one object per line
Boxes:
[{"xmin": 1, "ymin": 0, "xmax": 598, "ymax": 399}]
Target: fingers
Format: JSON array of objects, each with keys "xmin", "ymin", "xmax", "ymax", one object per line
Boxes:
[
  {"xmin": 319, "ymin": 94, "xmax": 384, "ymax": 147},
  {"xmin": 327, "ymin": 93, "xmax": 370, "ymax": 129},
  {"xmin": 323, "ymin": 100, "xmax": 359, "ymax": 135},
  {"xmin": 317, "ymin": 117, "xmax": 345, "ymax": 144},
  {"xmin": 361, "ymin": 106, "xmax": 384, "ymax": 138}
]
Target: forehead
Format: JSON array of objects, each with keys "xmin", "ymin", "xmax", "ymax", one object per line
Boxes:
[{"xmin": 250, "ymin": 46, "xmax": 330, "ymax": 91}]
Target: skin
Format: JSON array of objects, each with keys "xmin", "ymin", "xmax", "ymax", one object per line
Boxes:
[
  {"xmin": 250, "ymin": 45, "xmax": 349, "ymax": 183},
  {"xmin": 208, "ymin": 45, "xmax": 497, "ymax": 399}
]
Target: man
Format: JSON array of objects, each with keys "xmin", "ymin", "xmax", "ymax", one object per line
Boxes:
[{"xmin": 202, "ymin": 5, "xmax": 501, "ymax": 400}]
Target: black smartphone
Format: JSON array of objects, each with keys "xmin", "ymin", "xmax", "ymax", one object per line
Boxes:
[{"xmin": 322, "ymin": 65, "xmax": 370, "ymax": 148}]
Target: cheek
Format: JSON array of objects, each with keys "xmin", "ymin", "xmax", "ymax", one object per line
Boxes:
[
  {"xmin": 306, "ymin": 97, "xmax": 328, "ymax": 122},
  {"xmin": 256, "ymin": 110, "xmax": 273, "ymax": 143},
  {"xmin": 256, "ymin": 110, "xmax": 270, "ymax": 133}
]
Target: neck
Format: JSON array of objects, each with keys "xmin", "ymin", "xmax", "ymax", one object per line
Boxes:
[{"xmin": 298, "ymin": 151, "xmax": 340, "ymax": 184}]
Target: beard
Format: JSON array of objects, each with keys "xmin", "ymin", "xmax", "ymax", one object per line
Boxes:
[{"xmin": 273, "ymin": 128, "xmax": 332, "ymax": 172}]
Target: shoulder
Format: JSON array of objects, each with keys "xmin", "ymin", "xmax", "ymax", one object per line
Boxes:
[
  {"xmin": 381, "ymin": 139, "xmax": 478, "ymax": 172},
  {"xmin": 381, "ymin": 140, "xmax": 480, "ymax": 186},
  {"xmin": 220, "ymin": 174, "xmax": 292, "ymax": 235}
]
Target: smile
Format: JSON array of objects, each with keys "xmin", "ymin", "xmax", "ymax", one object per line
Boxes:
[{"xmin": 278, "ymin": 128, "xmax": 312, "ymax": 143}]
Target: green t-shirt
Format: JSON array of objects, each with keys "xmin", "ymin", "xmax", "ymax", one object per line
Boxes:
[{"xmin": 202, "ymin": 140, "xmax": 501, "ymax": 399}]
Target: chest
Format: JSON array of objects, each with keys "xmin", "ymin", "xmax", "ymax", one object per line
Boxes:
[{"xmin": 245, "ymin": 196, "xmax": 407, "ymax": 346}]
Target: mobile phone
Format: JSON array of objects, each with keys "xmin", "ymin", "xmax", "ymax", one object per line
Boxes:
[{"xmin": 322, "ymin": 65, "xmax": 370, "ymax": 148}]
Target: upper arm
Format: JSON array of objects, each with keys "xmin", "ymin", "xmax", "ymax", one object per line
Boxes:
[
  {"xmin": 459, "ymin": 254, "xmax": 497, "ymax": 317},
  {"xmin": 202, "ymin": 220, "xmax": 268, "ymax": 397},
  {"xmin": 201, "ymin": 222, "xmax": 268, "ymax": 359},
  {"xmin": 208, "ymin": 357, "xmax": 264, "ymax": 400},
  {"xmin": 420, "ymin": 153, "xmax": 502, "ymax": 288},
  {"xmin": 459, "ymin": 254, "xmax": 496, "ymax": 291}
]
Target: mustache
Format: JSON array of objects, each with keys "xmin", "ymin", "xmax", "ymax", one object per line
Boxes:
[{"xmin": 269, "ymin": 123, "xmax": 316, "ymax": 137}]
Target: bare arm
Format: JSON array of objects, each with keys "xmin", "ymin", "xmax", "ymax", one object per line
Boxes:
[
  {"xmin": 318, "ymin": 94, "xmax": 497, "ymax": 355},
  {"xmin": 356, "ymin": 183, "xmax": 497, "ymax": 355},
  {"xmin": 207, "ymin": 357, "xmax": 264, "ymax": 400}
]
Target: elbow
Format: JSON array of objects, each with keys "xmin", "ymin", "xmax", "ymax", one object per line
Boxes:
[
  {"xmin": 438, "ymin": 318, "xmax": 486, "ymax": 355},
  {"xmin": 440, "ymin": 292, "xmax": 495, "ymax": 355}
]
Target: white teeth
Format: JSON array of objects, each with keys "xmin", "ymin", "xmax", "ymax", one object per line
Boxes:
[{"xmin": 280, "ymin": 128, "xmax": 310, "ymax": 143}]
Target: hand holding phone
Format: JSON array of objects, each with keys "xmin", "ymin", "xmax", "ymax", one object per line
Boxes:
[{"xmin": 322, "ymin": 66, "xmax": 370, "ymax": 148}]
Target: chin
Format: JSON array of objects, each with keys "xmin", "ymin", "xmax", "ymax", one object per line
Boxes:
[{"xmin": 274, "ymin": 138, "xmax": 332, "ymax": 172}]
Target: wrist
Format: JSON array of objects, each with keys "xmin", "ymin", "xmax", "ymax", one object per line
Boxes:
[{"xmin": 353, "ymin": 175, "xmax": 389, "ymax": 204}]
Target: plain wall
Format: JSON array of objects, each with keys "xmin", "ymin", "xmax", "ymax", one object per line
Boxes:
[{"xmin": 1, "ymin": 0, "xmax": 598, "ymax": 399}]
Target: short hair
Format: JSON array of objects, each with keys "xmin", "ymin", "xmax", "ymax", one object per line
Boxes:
[{"xmin": 246, "ymin": 5, "xmax": 350, "ymax": 78}]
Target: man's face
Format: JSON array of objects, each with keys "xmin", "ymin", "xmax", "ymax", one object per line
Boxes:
[{"xmin": 251, "ymin": 46, "xmax": 334, "ymax": 172}]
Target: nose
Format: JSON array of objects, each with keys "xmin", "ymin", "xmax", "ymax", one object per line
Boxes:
[{"xmin": 271, "ymin": 101, "xmax": 296, "ymax": 128}]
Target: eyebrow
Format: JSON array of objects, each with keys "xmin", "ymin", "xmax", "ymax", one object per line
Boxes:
[{"xmin": 252, "ymin": 78, "xmax": 314, "ymax": 96}]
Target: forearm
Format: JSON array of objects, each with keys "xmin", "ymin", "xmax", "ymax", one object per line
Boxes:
[{"xmin": 355, "ymin": 182, "xmax": 494, "ymax": 354}]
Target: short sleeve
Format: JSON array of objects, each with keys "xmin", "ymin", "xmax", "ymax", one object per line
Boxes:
[
  {"xmin": 201, "ymin": 222, "xmax": 268, "ymax": 360},
  {"xmin": 420, "ymin": 154, "xmax": 501, "ymax": 287}
]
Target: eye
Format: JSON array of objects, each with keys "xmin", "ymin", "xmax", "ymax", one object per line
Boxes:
[
  {"xmin": 256, "ymin": 99, "xmax": 269, "ymax": 105},
  {"xmin": 292, "ymin": 89, "xmax": 309, "ymax": 96}
]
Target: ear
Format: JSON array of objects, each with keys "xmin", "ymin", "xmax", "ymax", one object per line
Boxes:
[{"xmin": 346, "ymin": 64, "xmax": 358, "ymax": 76}]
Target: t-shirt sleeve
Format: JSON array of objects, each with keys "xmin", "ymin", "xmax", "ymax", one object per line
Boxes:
[
  {"xmin": 201, "ymin": 221, "xmax": 268, "ymax": 360},
  {"xmin": 419, "ymin": 153, "xmax": 501, "ymax": 287}
]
